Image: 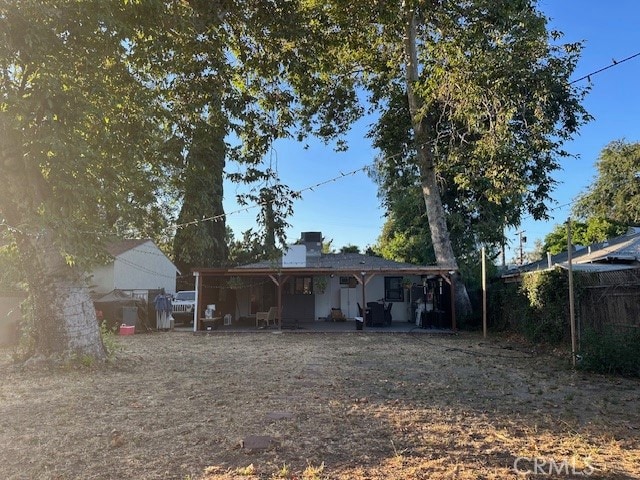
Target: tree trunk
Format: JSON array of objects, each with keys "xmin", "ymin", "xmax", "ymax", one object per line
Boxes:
[
  {"xmin": 403, "ymin": 6, "xmax": 472, "ymax": 319},
  {"xmin": 13, "ymin": 228, "xmax": 106, "ymax": 362},
  {"xmin": 2, "ymin": 154, "xmax": 106, "ymax": 362}
]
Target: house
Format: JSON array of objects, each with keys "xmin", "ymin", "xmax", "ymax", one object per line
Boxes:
[
  {"xmin": 500, "ymin": 228, "xmax": 640, "ymax": 334},
  {"xmin": 511, "ymin": 227, "xmax": 640, "ymax": 275},
  {"xmin": 90, "ymin": 239, "xmax": 179, "ymax": 297},
  {"xmin": 191, "ymin": 232, "xmax": 458, "ymax": 331}
]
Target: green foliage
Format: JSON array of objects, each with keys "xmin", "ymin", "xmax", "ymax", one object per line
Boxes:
[
  {"xmin": 313, "ymin": 276, "xmax": 328, "ymax": 294},
  {"xmin": 579, "ymin": 327, "xmax": 640, "ymax": 377},
  {"xmin": 487, "ymin": 281, "xmax": 523, "ymax": 332},
  {"xmin": 358, "ymin": 2, "xmax": 591, "ymax": 310},
  {"xmin": 490, "ymin": 268, "xmax": 579, "ymax": 344},
  {"xmin": 100, "ymin": 320, "xmax": 121, "ymax": 360},
  {"xmin": 574, "ymin": 140, "xmax": 640, "ymax": 225},
  {"xmin": 518, "ymin": 269, "xmax": 573, "ymax": 343},
  {"xmin": 10, "ymin": 297, "xmax": 35, "ymax": 363},
  {"xmin": 0, "ymin": 240, "xmax": 24, "ymax": 290},
  {"xmin": 226, "ymin": 228, "xmax": 280, "ymax": 267},
  {"xmin": 0, "ymin": 0, "xmax": 172, "ymax": 269},
  {"xmin": 542, "ymin": 218, "xmax": 628, "ymax": 254}
]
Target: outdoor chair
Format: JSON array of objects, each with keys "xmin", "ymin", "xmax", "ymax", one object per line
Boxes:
[
  {"xmin": 256, "ymin": 306, "xmax": 278, "ymax": 328},
  {"xmin": 366, "ymin": 301, "xmax": 386, "ymax": 327}
]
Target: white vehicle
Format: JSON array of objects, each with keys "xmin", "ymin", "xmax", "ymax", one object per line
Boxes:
[{"xmin": 172, "ymin": 290, "xmax": 195, "ymax": 324}]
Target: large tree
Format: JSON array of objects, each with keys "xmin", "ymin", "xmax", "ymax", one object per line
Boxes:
[
  {"xmin": 309, "ymin": 0, "xmax": 590, "ymax": 316},
  {"xmin": 0, "ymin": 0, "xmax": 365, "ymax": 359},
  {"xmin": 159, "ymin": 0, "xmax": 349, "ymax": 272},
  {"xmin": 0, "ymin": 0, "xmax": 175, "ymax": 360}
]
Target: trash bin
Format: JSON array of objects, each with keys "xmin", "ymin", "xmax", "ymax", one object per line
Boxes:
[
  {"xmin": 355, "ymin": 316, "xmax": 364, "ymax": 330},
  {"xmin": 123, "ymin": 306, "xmax": 138, "ymax": 327}
]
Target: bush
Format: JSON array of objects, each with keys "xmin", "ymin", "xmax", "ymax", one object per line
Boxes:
[
  {"xmin": 100, "ymin": 320, "xmax": 121, "ymax": 359},
  {"xmin": 579, "ymin": 327, "xmax": 640, "ymax": 377}
]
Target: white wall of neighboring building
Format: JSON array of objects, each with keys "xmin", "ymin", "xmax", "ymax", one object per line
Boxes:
[
  {"xmin": 90, "ymin": 240, "xmax": 177, "ymax": 295},
  {"xmin": 90, "ymin": 264, "xmax": 115, "ymax": 295},
  {"xmin": 113, "ymin": 241, "xmax": 176, "ymax": 294}
]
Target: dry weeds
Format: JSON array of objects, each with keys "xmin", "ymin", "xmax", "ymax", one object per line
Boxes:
[{"xmin": 0, "ymin": 331, "xmax": 638, "ymax": 480}]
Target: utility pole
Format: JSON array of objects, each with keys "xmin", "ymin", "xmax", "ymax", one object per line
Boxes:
[
  {"xmin": 516, "ymin": 230, "xmax": 527, "ymax": 265},
  {"xmin": 567, "ymin": 218, "xmax": 577, "ymax": 368}
]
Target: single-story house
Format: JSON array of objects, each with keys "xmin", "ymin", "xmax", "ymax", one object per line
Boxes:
[
  {"xmin": 506, "ymin": 227, "xmax": 640, "ymax": 277},
  {"xmin": 500, "ymin": 228, "xmax": 640, "ymax": 334},
  {"xmin": 89, "ymin": 239, "xmax": 179, "ymax": 297},
  {"xmin": 190, "ymin": 232, "xmax": 458, "ymax": 331}
]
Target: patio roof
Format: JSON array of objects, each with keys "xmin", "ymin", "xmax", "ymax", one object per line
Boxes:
[
  {"xmin": 191, "ymin": 252, "xmax": 459, "ymax": 333},
  {"xmin": 192, "ymin": 252, "xmax": 456, "ymax": 277}
]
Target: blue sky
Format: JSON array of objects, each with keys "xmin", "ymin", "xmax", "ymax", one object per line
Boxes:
[{"xmin": 224, "ymin": 2, "xmax": 640, "ymax": 260}]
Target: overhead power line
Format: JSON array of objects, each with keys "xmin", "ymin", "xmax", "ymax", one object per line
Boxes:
[{"xmin": 570, "ymin": 51, "xmax": 640, "ymax": 84}]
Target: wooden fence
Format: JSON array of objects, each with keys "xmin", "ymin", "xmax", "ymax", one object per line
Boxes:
[{"xmin": 578, "ymin": 269, "xmax": 640, "ymax": 334}]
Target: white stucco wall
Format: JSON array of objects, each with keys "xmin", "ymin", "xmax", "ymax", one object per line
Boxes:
[
  {"xmin": 90, "ymin": 264, "xmax": 115, "ymax": 295},
  {"xmin": 113, "ymin": 241, "xmax": 177, "ymax": 294},
  {"xmin": 90, "ymin": 241, "xmax": 177, "ymax": 295},
  {"xmin": 314, "ymin": 274, "xmax": 416, "ymax": 322}
]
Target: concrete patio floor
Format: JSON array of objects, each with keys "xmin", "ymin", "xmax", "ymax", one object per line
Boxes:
[{"xmin": 175, "ymin": 319, "xmax": 454, "ymax": 334}]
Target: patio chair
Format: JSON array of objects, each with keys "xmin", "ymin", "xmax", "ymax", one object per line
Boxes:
[{"xmin": 256, "ymin": 306, "xmax": 278, "ymax": 328}]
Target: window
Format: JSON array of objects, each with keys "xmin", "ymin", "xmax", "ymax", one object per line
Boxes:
[
  {"xmin": 384, "ymin": 276, "xmax": 404, "ymax": 302},
  {"xmin": 339, "ymin": 276, "xmax": 357, "ymax": 288},
  {"xmin": 293, "ymin": 276, "xmax": 313, "ymax": 295}
]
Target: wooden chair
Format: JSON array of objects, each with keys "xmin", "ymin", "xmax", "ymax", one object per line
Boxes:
[{"xmin": 256, "ymin": 306, "xmax": 278, "ymax": 328}]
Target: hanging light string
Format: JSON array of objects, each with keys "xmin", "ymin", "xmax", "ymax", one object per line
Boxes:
[
  {"xmin": 173, "ymin": 159, "xmax": 383, "ymax": 230},
  {"xmin": 3, "ymin": 52, "xmax": 639, "ymax": 237}
]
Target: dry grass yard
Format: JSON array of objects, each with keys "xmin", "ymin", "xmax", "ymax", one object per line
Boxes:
[{"xmin": 0, "ymin": 331, "xmax": 638, "ymax": 480}]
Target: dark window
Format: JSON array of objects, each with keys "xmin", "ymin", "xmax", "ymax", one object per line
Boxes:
[
  {"xmin": 294, "ymin": 276, "xmax": 313, "ymax": 295},
  {"xmin": 339, "ymin": 276, "xmax": 357, "ymax": 288},
  {"xmin": 384, "ymin": 276, "xmax": 404, "ymax": 302}
]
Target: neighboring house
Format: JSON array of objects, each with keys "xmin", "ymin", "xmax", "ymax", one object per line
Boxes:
[
  {"xmin": 191, "ymin": 231, "xmax": 458, "ymax": 331},
  {"xmin": 90, "ymin": 239, "xmax": 179, "ymax": 297},
  {"xmin": 512, "ymin": 227, "xmax": 640, "ymax": 275},
  {"xmin": 501, "ymin": 228, "xmax": 640, "ymax": 333}
]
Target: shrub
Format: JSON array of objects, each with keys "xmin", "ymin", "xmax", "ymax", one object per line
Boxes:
[
  {"xmin": 100, "ymin": 320, "xmax": 121, "ymax": 359},
  {"xmin": 579, "ymin": 326, "xmax": 640, "ymax": 377}
]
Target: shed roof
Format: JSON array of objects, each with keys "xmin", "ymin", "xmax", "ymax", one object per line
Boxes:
[{"xmin": 106, "ymin": 239, "xmax": 152, "ymax": 257}]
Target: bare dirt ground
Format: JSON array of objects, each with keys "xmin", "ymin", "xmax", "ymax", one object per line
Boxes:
[{"xmin": 0, "ymin": 331, "xmax": 638, "ymax": 480}]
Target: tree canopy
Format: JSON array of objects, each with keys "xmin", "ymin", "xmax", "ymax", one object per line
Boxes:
[
  {"xmin": 541, "ymin": 218, "xmax": 628, "ymax": 255},
  {"xmin": 573, "ymin": 140, "xmax": 640, "ymax": 226},
  {"xmin": 339, "ymin": 1, "xmax": 590, "ymax": 311}
]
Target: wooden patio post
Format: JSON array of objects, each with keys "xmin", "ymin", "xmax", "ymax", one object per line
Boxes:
[
  {"xmin": 193, "ymin": 272, "xmax": 200, "ymax": 333},
  {"xmin": 277, "ymin": 273, "xmax": 282, "ymax": 331},
  {"xmin": 449, "ymin": 272, "xmax": 457, "ymax": 331},
  {"xmin": 482, "ymin": 247, "xmax": 487, "ymax": 338},
  {"xmin": 567, "ymin": 219, "xmax": 577, "ymax": 368},
  {"xmin": 361, "ymin": 272, "xmax": 366, "ymax": 330}
]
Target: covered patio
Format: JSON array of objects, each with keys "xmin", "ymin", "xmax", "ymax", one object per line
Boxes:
[{"xmin": 189, "ymin": 260, "xmax": 459, "ymax": 333}]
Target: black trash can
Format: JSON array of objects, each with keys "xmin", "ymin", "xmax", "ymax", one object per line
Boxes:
[{"xmin": 355, "ymin": 316, "xmax": 364, "ymax": 330}]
